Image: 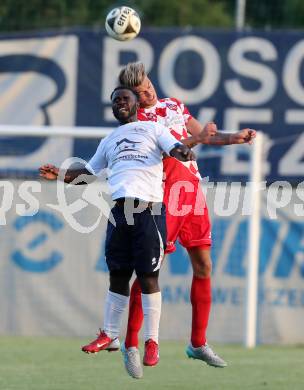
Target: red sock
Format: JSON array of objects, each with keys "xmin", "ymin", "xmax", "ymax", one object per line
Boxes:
[
  {"xmin": 125, "ymin": 278, "xmax": 144, "ymax": 348},
  {"xmin": 190, "ymin": 276, "xmax": 212, "ymax": 348}
]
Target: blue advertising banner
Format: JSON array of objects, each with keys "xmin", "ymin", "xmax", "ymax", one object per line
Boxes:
[
  {"xmin": 0, "ymin": 182, "xmax": 303, "ymax": 343},
  {"xmin": 0, "ymin": 28, "xmax": 304, "ymax": 183}
]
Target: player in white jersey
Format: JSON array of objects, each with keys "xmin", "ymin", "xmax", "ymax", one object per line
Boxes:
[
  {"xmin": 116, "ymin": 62, "xmax": 256, "ymax": 369},
  {"xmin": 39, "ymin": 86, "xmax": 194, "ymax": 379}
]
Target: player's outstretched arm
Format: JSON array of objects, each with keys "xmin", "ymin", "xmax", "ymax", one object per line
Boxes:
[
  {"xmin": 184, "ymin": 117, "xmax": 256, "ymax": 146},
  {"xmin": 39, "ymin": 164, "xmax": 94, "ymax": 184},
  {"xmin": 201, "ymin": 128, "xmax": 257, "ymax": 145},
  {"xmin": 170, "ymin": 144, "xmax": 196, "ymax": 162},
  {"xmin": 227, "ymin": 128, "xmax": 257, "ymax": 145}
]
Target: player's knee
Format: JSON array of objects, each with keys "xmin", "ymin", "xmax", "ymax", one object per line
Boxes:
[
  {"xmin": 137, "ymin": 271, "xmax": 160, "ymax": 294},
  {"xmin": 188, "ymin": 247, "xmax": 212, "ymax": 277},
  {"xmin": 192, "ymin": 257, "xmax": 212, "ymax": 277},
  {"xmin": 109, "ymin": 269, "xmax": 133, "ymax": 295},
  {"xmin": 193, "ymin": 263, "xmax": 212, "ymax": 277}
]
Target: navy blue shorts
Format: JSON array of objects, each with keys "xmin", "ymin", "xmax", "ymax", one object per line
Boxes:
[{"xmin": 105, "ymin": 201, "xmax": 166, "ymax": 275}]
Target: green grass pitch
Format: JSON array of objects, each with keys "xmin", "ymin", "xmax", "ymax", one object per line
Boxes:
[{"xmin": 0, "ymin": 337, "xmax": 303, "ymax": 390}]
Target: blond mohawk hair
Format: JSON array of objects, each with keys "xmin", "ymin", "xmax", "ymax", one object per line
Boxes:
[{"xmin": 118, "ymin": 62, "xmax": 147, "ymax": 88}]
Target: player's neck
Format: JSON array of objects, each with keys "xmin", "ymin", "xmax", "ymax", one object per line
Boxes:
[{"xmin": 118, "ymin": 114, "xmax": 138, "ymax": 125}]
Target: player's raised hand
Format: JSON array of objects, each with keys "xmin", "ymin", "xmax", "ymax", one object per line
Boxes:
[
  {"xmin": 197, "ymin": 122, "xmax": 218, "ymax": 143},
  {"xmin": 231, "ymin": 128, "xmax": 257, "ymax": 144},
  {"xmin": 39, "ymin": 164, "xmax": 59, "ymax": 180},
  {"xmin": 170, "ymin": 144, "xmax": 196, "ymax": 162}
]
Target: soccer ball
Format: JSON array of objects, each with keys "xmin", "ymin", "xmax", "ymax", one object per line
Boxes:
[{"xmin": 105, "ymin": 6, "xmax": 141, "ymax": 41}]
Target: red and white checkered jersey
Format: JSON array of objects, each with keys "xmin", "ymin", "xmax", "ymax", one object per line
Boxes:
[{"xmin": 137, "ymin": 97, "xmax": 201, "ymax": 182}]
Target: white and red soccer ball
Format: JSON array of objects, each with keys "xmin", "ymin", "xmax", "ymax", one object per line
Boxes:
[{"xmin": 105, "ymin": 6, "xmax": 141, "ymax": 41}]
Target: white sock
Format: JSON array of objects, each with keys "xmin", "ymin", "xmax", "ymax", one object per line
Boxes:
[
  {"xmin": 103, "ymin": 290, "xmax": 129, "ymax": 338},
  {"xmin": 141, "ymin": 292, "xmax": 161, "ymax": 344}
]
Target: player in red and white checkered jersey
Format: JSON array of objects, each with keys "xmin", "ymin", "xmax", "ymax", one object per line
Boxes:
[
  {"xmin": 136, "ymin": 96, "xmax": 213, "ymax": 256},
  {"xmin": 115, "ymin": 62, "xmax": 256, "ymax": 369}
]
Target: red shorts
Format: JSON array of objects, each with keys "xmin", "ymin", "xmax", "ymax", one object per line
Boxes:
[{"xmin": 163, "ymin": 180, "xmax": 212, "ymax": 254}]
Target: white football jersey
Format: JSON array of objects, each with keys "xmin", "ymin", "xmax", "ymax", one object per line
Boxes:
[
  {"xmin": 86, "ymin": 121, "xmax": 179, "ymax": 202},
  {"xmin": 138, "ymin": 97, "xmax": 201, "ymax": 181}
]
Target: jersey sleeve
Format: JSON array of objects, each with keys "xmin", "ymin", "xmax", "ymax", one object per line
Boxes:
[
  {"xmin": 85, "ymin": 139, "xmax": 107, "ymax": 176},
  {"xmin": 155, "ymin": 123, "xmax": 182, "ymax": 154}
]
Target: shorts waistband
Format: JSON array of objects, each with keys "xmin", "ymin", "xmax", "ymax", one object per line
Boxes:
[{"xmin": 114, "ymin": 197, "xmax": 154, "ymax": 209}]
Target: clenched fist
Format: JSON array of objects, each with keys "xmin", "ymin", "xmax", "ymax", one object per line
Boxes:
[
  {"xmin": 230, "ymin": 129, "xmax": 256, "ymax": 144},
  {"xmin": 39, "ymin": 164, "xmax": 59, "ymax": 180}
]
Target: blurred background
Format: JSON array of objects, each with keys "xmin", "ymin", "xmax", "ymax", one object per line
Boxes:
[
  {"xmin": 0, "ymin": 0, "xmax": 303, "ymax": 349},
  {"xmin": 1, "ymin": 0, "xmax": 304, "ymax": 31}
]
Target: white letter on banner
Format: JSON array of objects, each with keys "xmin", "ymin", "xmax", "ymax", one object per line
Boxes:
[
  {"xmin": 168, "ymin": 181, "xmax": 194, "ymax": 216},
  {"xmin": 266, "ymin": 181, "xmax": 292, "ymax": 219},
  {"xmin": 225, "ymin": 37, "xmax": 277, "ymax": 106},
  {"xmin": 101, "ymin": 37, "xmax": 153, "ymax": 104},
  {"xmin": 16, "ymin": 181, "xmax": 41, "ymax": 216},
  {"xmin": 279, "ymin": 111, "xmax": 304, "ymax": 175},
  {"xmin": 294, "ymin": 181, "xmax": 304, "ymax": 217},
  {"xmin": 221, "ymin": 108, "xmax": 272, "ymax": 175},
  {"xmin": 283, "ymin": 40, "xmax": 304, "ymax": 105},
  {"xmin": 196, "ymin": 108, "xmax": 217, "ymax": 124},
  {"xmin": 0, "ymin": 181, "xmax": 14, "ymax": 225},
  {"xmin": 214, "ymin": 182, "xmax": 242, "ymax": 217},
  {"xmin": 158, "ymin": 36, "xmax": 220, "ymax": 104}
]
